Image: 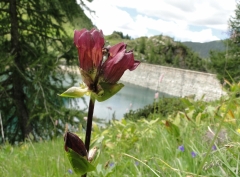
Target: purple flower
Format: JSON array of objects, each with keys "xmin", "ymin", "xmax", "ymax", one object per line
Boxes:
[
  {"xmin": 135, "ymin": 161, "xmax": 139, "ymax": 166},
  {"xmin": 101, "ymin": 42, "xmax": 140, "ymax": 83},
  {"xmin": 178, "ymin": 145, "xmax": 184, "ymax": 152},
  {"xmin": 212, "ymin": 145, "xmax": 217, "ymax": 151},
  {"xmin": 74, "ymin": 28, "xmax": 104, "ymax": 71},
  {"xmin": 191, "ymin": 151, "xmax": 197, "ymax": 157},
  {"xmin": 109, "ymin": 162, "xmax": 114, "ymax": 167},
  {"xmin": 72, "ymin": 28, "xmax": 140, "ymax": 101},
  {"xmin": 68, "ymin": 169, "xmax": 73, "ymax": 174}
]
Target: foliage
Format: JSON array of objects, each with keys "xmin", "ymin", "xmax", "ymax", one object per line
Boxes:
[
  {"xmin": 209, "ymin": 2, "xmax": 240, "ymax": 84},
  {"xmin": 1, "ymin": 84, "xmax": 240, "ymax": 176},
  {"xmin": 123, "ymin": 97, "xmax": 188, "ymax": 121},
  {"xmin": 105, "ymin": 31, "xmax": 131, "ymax": 40},
  {"xmin": 105, "ymin": 33, "xmax": 208, "ymax": 72},
  {"xmin": 0, "ymin": 0, "xmax": 93, "ymax": 143},
  {"xmin": 183, "ymin": 40, "xmax": 225, "ymax": 58}
]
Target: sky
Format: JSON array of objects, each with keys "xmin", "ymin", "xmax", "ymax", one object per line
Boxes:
[{"xmin": 81, "ymin": 0, "xmax": 238, "ymax": 43}]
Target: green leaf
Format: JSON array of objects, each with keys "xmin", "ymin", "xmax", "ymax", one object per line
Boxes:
[
  {"xmin": 93, "ymin": 83, "xmax": 124, "ymax": 102},
  {"xmin": 58, "ymin": 86, "xmax": 88, "ymax": 98},
  {"xmin": 66, "ymin": 148, "xmax": 95, "ymax": 175}
]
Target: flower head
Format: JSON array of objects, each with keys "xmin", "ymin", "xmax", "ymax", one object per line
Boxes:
[
  {"xmin": 191, "ymin": 151, "xmax": 197, "ymax": 157},
  {"xmin": 109, "ymin": 162, "xmax": 115, "ymax": 167},
  {"xmin": 68, "ymin": 169, "xmax": 73, "ymax": 174},
  {"xmin": 212, "ymin": 145, "xmax": 217, "ymax": 151},
  {"xmin": 178, "ymin": 145, "xmax": 184, "ymax": 152},
  {"xmin": 74, "ymin": 28, "xmax": 104, "ymax": 72},
  {"xmin": 61, "ymin": 28, "xmax": 140, "ymax": 102},
  {"xmin": 64, "ymin": 132, "xmax": 88, "ymax": 159},
  {"xmin": 101, "ymin": 42, "xmax": 140, "ymax": 83}
]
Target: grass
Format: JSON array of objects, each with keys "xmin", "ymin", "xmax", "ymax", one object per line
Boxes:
[{"xmin": 0, "ymin": 84, "xmax": 240, "ymax": 177}]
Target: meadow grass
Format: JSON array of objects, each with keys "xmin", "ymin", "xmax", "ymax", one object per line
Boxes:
[{"xmin": 0, "ymin": 84, "xmax": 240, "ymax": 177}]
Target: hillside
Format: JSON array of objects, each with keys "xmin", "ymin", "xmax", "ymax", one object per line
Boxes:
[
  {"xmin": 105, "ymin": 32, "xmax": 208, "ymax": 72},
  {"xmin": 182, "ymin": 40, "xmax": 226, "ymax": 58}
]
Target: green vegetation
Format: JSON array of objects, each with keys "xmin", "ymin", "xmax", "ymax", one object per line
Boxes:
[
  {"xmin": 106, "ymin": 32, "xmax": 208, "ymax": 72},
  {"xmin": 0, "ymin": 0, "xmax": 93, "ymax": 143},
  {"xmin": 183, "ymin": 41, "xmax": 225, "ymax": 58},
  {"xmin": 124, "ymin": 97, "xmax": 187, "ymax": 121},
  {"xmin": 1, "ymin": 82, "xmax": 239, "ymax": 177},
  {"xmin": 209, "ymin": 2, "xmax": 240, "ymax": 84}
]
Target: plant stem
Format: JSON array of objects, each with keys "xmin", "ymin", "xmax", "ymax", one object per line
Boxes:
[
  {"xmin": 82, "ymin": 95, "xmax": 95, "ymax": 177},
  {"xmin": 85, "ymin": 95, "xmax": 95, "ymax": 151}
]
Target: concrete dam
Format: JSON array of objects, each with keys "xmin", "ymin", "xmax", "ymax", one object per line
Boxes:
[{"xmin": 120, "ymin": 63, "xmax": 226, "ymax": 101}]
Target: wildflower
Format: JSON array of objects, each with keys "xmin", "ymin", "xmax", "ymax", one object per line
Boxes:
[
  {"xmin": 109, "ymin": 162, "xmax": 114, "ymax": 167},
  {"xmin": 64, "ymin": 132, "xmax": 88, "ymax": 159},
  {"xmin": 178, "ymin": 145, "xmax": 184, "ymax": 152},
  {"xmin": 191, "ymin": 151, "xmax": 197, "ymax": 157},
  {"xmin": 155, "ymin": 92, "xmax": 159, "ymax": 99},
  {"xmin": 212, "ymin": 145, "xmax": 217, "ymax": 151},
  {"xmin": 135, "ymin": 161, "xmax": 139, "ymax": 166},
  {"xmin": 159, "ymin": 73, "xmax": 164, "ymax": 83},
  {"xmin": 236, "ymin": 129, "xmax": 240, "ymax": 134},
  {"xmin": 101, "ymin": 42, "xmax": 140, "ymax": 83},
  {"xmin": 68, "ymin": 169, "xmax": 73, "ymax": 174},
  {"xmin": 64, "ymin": 28, "xmax": 140, "ymax": 102},
  {"xmin": 74, "ymin": 28, "xmax": 104, "ymax": 72}
]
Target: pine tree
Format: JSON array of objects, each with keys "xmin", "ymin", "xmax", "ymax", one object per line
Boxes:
[
  {"xmin": 0, "ymin": 0, "xmax": 93, "ymax": 143},
  {"xmin": 210, "ymin": 2, "xmax": 240, "ymax": 83}
]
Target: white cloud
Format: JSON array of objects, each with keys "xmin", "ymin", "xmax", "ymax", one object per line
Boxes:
[{"xmin": 81, "ymin": 0, "xmax": 237, "ymax": 42}]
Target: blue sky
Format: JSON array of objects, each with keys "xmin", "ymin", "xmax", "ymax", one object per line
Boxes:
[{"xmin": 81, "ymin": 0, "xmax": 237, "ymax": 42}]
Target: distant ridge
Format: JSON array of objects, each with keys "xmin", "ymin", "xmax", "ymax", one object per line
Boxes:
[{"xmin": 182, "ymin": 40, "xmax": 226, "ymax": 58}]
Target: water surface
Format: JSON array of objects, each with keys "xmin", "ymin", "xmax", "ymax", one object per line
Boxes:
[{"xmin": 71, "ymin": 82, "xmax": 169, "ymax": 121}]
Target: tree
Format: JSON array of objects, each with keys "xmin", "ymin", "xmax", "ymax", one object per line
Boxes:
[
  {"xmin": 210, "ymin": 2, "xmax": 240, "ymax": 83},
  {"xmin": 0, "ymin": 0, "xmax": 93, "ymax": 143}
]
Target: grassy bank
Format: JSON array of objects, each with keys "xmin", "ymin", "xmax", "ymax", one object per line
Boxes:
[{"xmin": 0, "ymin": 84, "xmax": 240, "ymax": 176}]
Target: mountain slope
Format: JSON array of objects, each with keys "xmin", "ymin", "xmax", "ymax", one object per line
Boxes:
[
  {"xmin": 105, "ymin": 32, "xmax": 207, "ymax": 72},
  {"xmin": 182, "ymin": 40, "xmax": 226, "ymax": 58}
]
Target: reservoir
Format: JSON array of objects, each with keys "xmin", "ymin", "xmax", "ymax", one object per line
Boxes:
[{"xmin": 67, "ymin": 81, "xmax": 170, "ymax": 121}]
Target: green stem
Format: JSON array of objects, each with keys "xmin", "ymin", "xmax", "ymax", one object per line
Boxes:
[
  {"xmin": 82, "ymin": 95, "xmax": 95, "ymax": 177},
  {"xmin": 196, "ymin": 95, "xmax": 234, "ymax": 176}
]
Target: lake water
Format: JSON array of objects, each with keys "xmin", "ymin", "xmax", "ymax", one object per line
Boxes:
[{"xmin": 68, "ymin": 81, "xmax": 169, "ymax": 121}]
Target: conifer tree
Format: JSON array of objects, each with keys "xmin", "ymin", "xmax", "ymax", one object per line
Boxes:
[
  {"xmin": 210, "ymin": 2, "xmax": 240, "ymax": 83},
  {"xmin": 0, "ymin": 0, "xmax": 93, "ymax": 143}
]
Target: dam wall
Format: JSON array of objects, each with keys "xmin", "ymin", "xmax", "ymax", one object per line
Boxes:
[{"xmin": 120, "ymin": 63, "xmax": 226, "ymax": 101}]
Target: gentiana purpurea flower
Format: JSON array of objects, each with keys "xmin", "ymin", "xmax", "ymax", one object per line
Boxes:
[
  {"xmin": 60, "ymin": 28, "xmax": 140, "ymax": 101},
  {"xmin": 64, "ymin": 132, "xmax": 96, "ymax": 175},
  {"xmin": 64, "ymin": 132, "xmax": 88, "ymax": 159},
  {"xmin": 101, "ymin": 42, "xmax": 140, "ymax": 83}
]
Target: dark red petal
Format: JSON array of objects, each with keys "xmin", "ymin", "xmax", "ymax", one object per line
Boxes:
[
  {"xmin": 64, "ymin": 132, "xmax": 88, "ymax": 157},
  {"xmin": 89, "ymin": 28, "xmax": 96, "ymax": 33},
  {"xmin": 78, "ymin": 31, "xmax": 94, "ymax": 50},
  {"xmin": 102, "ymin": 50, "xmax": 128, "ymax": 83},
  {"xmin": 102, "ymin": 49, "xmax": 139, "ymax": 83},
  {"xmin": 108, "ymin": 42, "xmax": 127, "ymax": 59},
  {"xmin": 129, "ymin": 60, "xmax": 141, "ymax": 71},
  {"xmin": 74, "ymin": 29, "xmax": 87, "ymax": 47},
  {"xmin": 77, "ymin": 31, "xmax": 95, "ymax": 71},
  {"xmin": 91, "ymin": 29, "xmax": 105, "ymax": 67}
]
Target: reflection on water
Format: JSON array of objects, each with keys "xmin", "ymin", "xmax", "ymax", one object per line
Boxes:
[{"xmin": 72, "ymin": 82, "xmax": 169, "ymax": 121}]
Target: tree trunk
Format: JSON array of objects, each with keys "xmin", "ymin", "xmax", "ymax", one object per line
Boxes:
[{"xmin": 9, "ymin": 0, "xmax": 32, "ymax": 140}]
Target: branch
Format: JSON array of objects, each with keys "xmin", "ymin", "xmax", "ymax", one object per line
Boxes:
[{"xmin": 0, "ymin": 8, "xmax": 8, "ymax": 13}]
